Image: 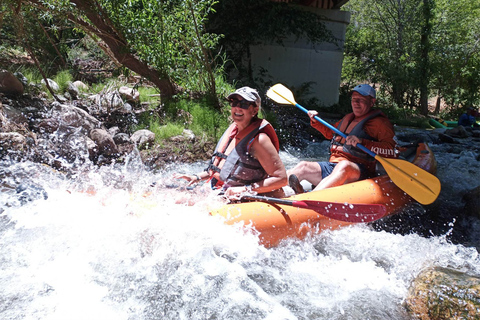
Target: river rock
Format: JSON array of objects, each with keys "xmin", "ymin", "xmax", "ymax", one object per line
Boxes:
[
  {"xmin": 72, "ymin": 80, "xmax": 88, "ymax": 91},
  {"xmin": 67, "ymin": 81, "xmax": 80, "ymax": 99},
  {"xmin": 131, "ymin": 129, "xmax": 155, "ymax": 149},
  {"xmin": 0, "ymin": 132, "xmax": 27, "ymax": 151},
  {"xmin": 50, "ymin": 102, "xmax": 103, "ymax": 134},
  {"xmin": 462, "ymin": 185, "xmax": 480, "ymax": 218},
  {"xmin": 89, "ymin": 128, "xmax": 119, "ymax": 156},
  {"xmin": 113, "ymin": 133, "xmax": 131, "ymax": 145},
  {"xmin": 170, "ymin": 129, "xmax": 195, "ymax": 142},
  {"xmin": 445, "ymin": 126, "xmax": 469, "ymax": 138},
  {"xmin": 405, "ymin": 266, "xmax": 480, "ymax": 319},
  {"xmin": 41, "ymin": 78, "xmax": 60, "ymax": 92},
  {"xmin": 119, "ymin": 86, "xmax": 140, "ymax": 103},
  {"xmin": 0, "ymin": 70, "xmax": 24, "ymax": 96}
]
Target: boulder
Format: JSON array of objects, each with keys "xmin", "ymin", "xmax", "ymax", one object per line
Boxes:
[
  {"xmin": 170, "ymin": 129, "xmax": 195, "ymax": 142},
  {"xmin": 67, "ymin": 81, "xmax": 80, "ymax": 99},
  {"xmin": 0, "ymin": 132, "xmax": 27, "ymax": 151},
  {"xmin": 462, "ymin": 185, "xmax": 480, "ymax": 218},
  {"xmin": 50, "ymin": 102, "xmax": 102, "ymax": 134},
  {"xmin": 72, "ymin": 80, "xmax": 88, "ymax": 91},
  {"xmin": 41, "ymin": 78, "xmax": 60, "ymax": 92},
  {"xmin": 89, "ymin": 128, "xmax": 119, "ymax": 156},
  {"xmin": 405, "ymin": 267, "xmax": 480, "ymax": 320},
  {"xmin": 0, "ymin": 70, "xmax": 24, "ymax": 96},
  {"xmin": 119, "ymin": 86, "xmax": 140, "ymax": 103},
  {"xmin": 131, "ymin": 129, "xmax": 155, "ymax": 149},
  {"xmin": 445, "ymin": 126, "xmax": 469, "ymax": 138}
]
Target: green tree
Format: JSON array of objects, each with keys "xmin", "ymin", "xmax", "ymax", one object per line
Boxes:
[
  {"xmin": 343, "ymin": 0, "xmax": 424, "ymax": 111},
  {"xmin": 343, "ymin": 0, "xmax": 480, "ymax": 116},
  {"xmin": 429, "ymin": 0, "xmax": 480, "ymax": 113},
  {"xmin": 4, "ymin": 0, "xmax": 222, "ymax": 102}
]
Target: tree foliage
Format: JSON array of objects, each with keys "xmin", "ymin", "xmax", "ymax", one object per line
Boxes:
[{"xmin": 343, "ymin": 0, "xmax": 480, "ymax": 116}]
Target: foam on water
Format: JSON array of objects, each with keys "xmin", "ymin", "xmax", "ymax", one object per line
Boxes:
[{"xmin": 1, "ymin": 142, "xmax": 479, "ymax": 319}]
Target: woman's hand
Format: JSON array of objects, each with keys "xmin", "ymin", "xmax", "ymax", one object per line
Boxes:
[
  {"xmin": 172, "ymin": 173, "xmax": 200, "ymax": 186},
  {"xmin": 223, "ymin": 185, "xmax": 256, "ymax": 200}
]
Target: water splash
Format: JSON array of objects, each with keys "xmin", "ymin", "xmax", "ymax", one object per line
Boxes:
[{"xmin": 1, "ymin": 142, "xmax": 480, "ymax": 319}]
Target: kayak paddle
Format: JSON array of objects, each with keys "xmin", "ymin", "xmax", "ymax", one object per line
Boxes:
[
  {"xmin": 241, "ymin": 195, "xmax": 387, "ymax": 223},
  {"xmin": 266, "ymin": 83, "xmax": 441, "ymax": 205}
]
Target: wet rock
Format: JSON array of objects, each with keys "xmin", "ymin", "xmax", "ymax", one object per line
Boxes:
[
  {"xmin": 445, "ymin": 126, "xmax": 469, "ymax": 138},
  {"xmin": 119, "ymin": 86, "xmax": 140, "ymax": 103},
  {"xmin": 0, "ymin": 132, "xmax": 27, "ymax": 151},
  {"xmin": 41, "ymin": 78, "xmax": 60, "ymax": 92},
  {"xmin": 0, "ymin": 70, "xmax": 24, "ymax": 96},
  {"xmin": 51, "ymin": 102, "xmax": 103, "ymax": 134},
  {"xmin": 462, "ymin": 185, "xmax": 480, "ymax": 218},
  {"xmin": 170, "ymin": 129, "xmax": 195, "ymax": 142},
  {"xmin": 438, "ymin": 133, "xmax": 459, "ymax": 144},
  {"xmin": 35, "ymin": 118, "xmax": 59, "ymax": 134},
  {"xmin": 131, "ymin": 129, "xmax": 155, "ymax": 150},
  {"xmin": 405, "ymin": 267, "xmax": 480, "ymax": 320},
  {"xmin": 113, "ymin": 133, "xmax": 131, "ymax": 145},
  {"xmin": 89, "ymin": 128, "xmax": 119, "ymax": 156}
]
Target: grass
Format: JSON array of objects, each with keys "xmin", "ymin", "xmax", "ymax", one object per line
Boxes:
[{"xmin": 53, "ymin": 70, "xmax": 73, "ymax": 93}]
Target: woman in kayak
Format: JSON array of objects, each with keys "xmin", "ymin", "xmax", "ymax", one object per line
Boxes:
[{"xmin": 173, "ymin": 86, "xmax": 287, "ymax": 200}]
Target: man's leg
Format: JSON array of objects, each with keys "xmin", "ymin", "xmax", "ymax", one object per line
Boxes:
[
  {"xmin": 287, "ymin": 161, "xmax": 323, "ymax": 186},
  {"xmin": 314, "ymin": 160, "xmax": 361, "ymax": 190}
]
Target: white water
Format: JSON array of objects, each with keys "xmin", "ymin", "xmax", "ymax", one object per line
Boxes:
[{"xmin": 1, "ymin": 137, "xmax": 480, "ymax": 320}]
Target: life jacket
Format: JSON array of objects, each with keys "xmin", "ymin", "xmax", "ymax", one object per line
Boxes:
[
  {"xmin": 206, "ymin": 118, "xmax": 279, "ymax": 189},
  {"xmin": 330, "ymin": 110, "xmax": 383, "ymax": 163}
]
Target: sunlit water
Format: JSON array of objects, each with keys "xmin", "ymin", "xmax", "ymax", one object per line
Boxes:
[{"xmin": 1, "ymin": 130, "xmax": 480, "ymax": 320}]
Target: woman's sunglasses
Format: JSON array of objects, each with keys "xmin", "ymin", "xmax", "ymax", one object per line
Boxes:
[{"xmin": 228, "ymin": 98, "xmax": 252, "ymax": 110}]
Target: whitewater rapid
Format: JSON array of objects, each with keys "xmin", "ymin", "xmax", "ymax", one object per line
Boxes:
[{"xmin": 1, "ymin": 137, "xmax": 479, "ymax": 320}]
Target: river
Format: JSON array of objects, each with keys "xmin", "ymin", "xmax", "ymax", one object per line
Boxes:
[{"xmin": 1, "ymin": 128, "xmax": 479, "ymax": 320}]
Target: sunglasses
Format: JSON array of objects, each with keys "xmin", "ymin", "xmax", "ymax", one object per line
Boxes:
[{"xmin": 228, "ymin": 98, "xmax": 252, "ymax": 110}]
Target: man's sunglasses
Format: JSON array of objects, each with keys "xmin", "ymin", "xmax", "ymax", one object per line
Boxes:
[{"xmin": 228, "ymin": 98, "xmax": 252, "ymax": 110}]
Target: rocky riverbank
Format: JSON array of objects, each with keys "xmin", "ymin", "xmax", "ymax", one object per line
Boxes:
[{"xmin": 0, "ymin": 70, "xmax": 216, "ymax": 174}]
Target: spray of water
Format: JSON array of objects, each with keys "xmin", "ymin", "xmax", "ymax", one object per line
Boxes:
[{"xmin": 1, "ymin": 141, "xmax": 479, "ymax": 319}]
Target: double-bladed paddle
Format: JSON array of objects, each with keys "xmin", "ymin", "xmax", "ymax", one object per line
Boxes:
[
  {"xmin": 241, "ymin": 195, "xmax": 387, "ymax": 223},
  {"xmin": 266, "ymin": 83, "xmax": 441, "ymax": 205}
]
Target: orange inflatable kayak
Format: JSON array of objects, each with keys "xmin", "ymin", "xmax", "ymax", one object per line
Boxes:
[{"xmin": 210, "ymin": 142, "xmax": 437, "ymax": 248}]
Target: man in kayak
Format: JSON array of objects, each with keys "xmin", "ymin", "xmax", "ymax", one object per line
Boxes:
[
  {"xmin": 288, "ymin": 84, "xmax": 397, "ymax": 194},
  {"xmin": 458, "ymin": 107, "xmax": 479, "ymax": 128},
  {"xmin": 174, "ymin": 86, "xmax": 287, "ymax": 200}
]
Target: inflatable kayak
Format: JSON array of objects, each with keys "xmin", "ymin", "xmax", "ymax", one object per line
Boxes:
[
  {"xmin": 429, "ymin": 118, "xmax": 448, "ymax": 128},
  {"xmin": 210, "ymin": 142, "xmax": 437, "ymax": 247},
  {"xmin": 431, "ymin": 119, "xmax": 480, "ymax": 128}
]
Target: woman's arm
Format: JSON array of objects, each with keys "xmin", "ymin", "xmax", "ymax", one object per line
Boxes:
[{"xmin": 249, "ymin": 132, "xmax": 287, "ymax": 193}]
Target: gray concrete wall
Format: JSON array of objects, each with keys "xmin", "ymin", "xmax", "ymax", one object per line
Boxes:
[{"xmin": 250, "ymin": 8, "xmax": 350, "ymax": 106}]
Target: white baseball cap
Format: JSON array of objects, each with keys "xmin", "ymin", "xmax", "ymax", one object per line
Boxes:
[
  {"xmin": 351, "ymin": 84, "xmax": 376, "ymax": 99},
  {"xmin": 227, "ymin": 87, "xmax": 261, "ymax": 108}
]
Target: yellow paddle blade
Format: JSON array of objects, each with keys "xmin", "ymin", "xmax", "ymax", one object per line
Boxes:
[
  {"xmin": 266, "ymin": 83, "xmax": 297, "ymax": 105},
  {"xmin": 376, "ymin": 156, "xmax": 441, "ymax": 205}
]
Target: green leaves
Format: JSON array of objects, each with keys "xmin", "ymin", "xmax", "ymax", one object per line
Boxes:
[{"xmin": 343, "ymin": 0, "xmax": 480, "ymax": 113}]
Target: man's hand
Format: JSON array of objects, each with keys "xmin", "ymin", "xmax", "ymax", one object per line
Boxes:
[{"xmin": 345, "ymin": 135, "xmax": 361, "ymax": 146}]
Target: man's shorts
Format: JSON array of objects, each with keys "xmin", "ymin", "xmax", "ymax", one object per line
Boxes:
[{"xmin": 318, "ymin": 161, "xmax": 369, "ymax": 180}]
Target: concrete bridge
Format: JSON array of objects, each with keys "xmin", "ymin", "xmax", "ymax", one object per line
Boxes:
[{"xmin": 252, "ymin": 0, "xmax": 351, "ymax": 106}]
